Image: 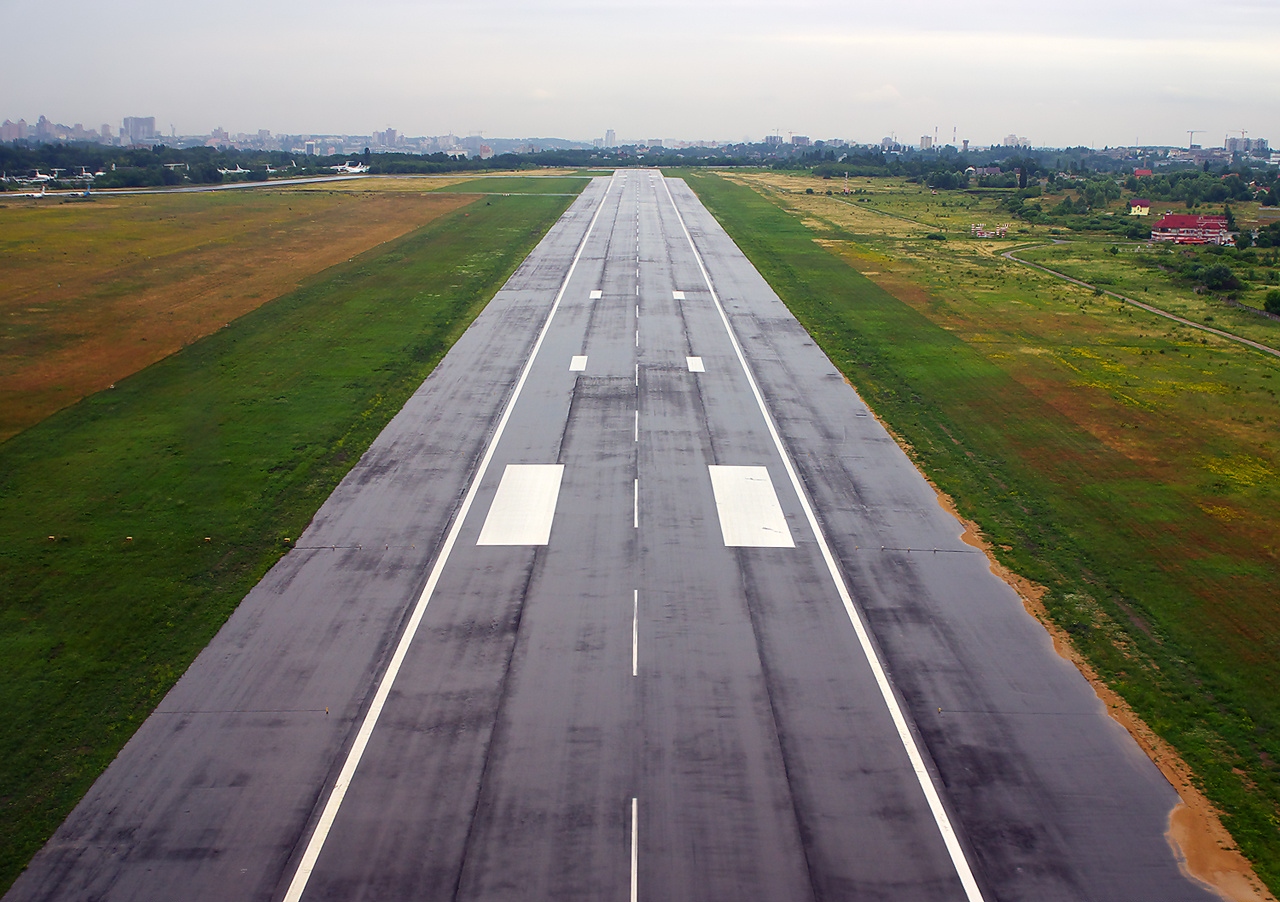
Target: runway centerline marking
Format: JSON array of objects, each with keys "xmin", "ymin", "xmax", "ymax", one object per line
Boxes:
[
  {"xmin": 634, "ymin": 410, "xmax": 638, "ymax": 442},
  {"xmin": 570, "ymin": 355, "xmax": 588, "ymax": 372},
  {"xmin": 632, "ymin": 590, "xmax": 639, "ymax": 677},
  {"xmin": 672, "ymin": 290, "xmax": 685, "ymax": 300},
  {"xmin": 633, "ymin": 479, "xmax": 638, "ymax": 528},
  {"xmin": 708, "ymin": 465, "xmax": 794, "ymax": 548},
  {"xmin": 476, "ymin": 464, "xmax": 565, "ymax": 546},
  {"xmin": 590, "ymin": 289, "xmax": 603, "ymax": 300},
  {"xmin": 280, "ymin": 174, "xmax": 617, "ymax": 902},
  {"xmin": 630, "ymin": 797, "xmax": 639, "ymax": 902},
  {"xmin": 660, "ymin": 175, "xmax": 987, "ymax": 902},
  {"xmin": 686, "ymin": 356, "xmax": 705, "ymax": 373}
]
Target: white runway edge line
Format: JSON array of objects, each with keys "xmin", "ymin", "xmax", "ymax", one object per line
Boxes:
[
  {"xmin": 659, "ymin": 175, "xmax": 987, "ymax": 902},
  {"xmin": 280, "ymin": 174, "xmax": 618, "ymax": 902}
]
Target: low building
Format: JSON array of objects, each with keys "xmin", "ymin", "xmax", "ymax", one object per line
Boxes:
[
  {"xmin": 1128, "ymin": 198, "xmax": 1151, "ymax": 216},
  {"xmin": 1151, "ymin": 213, "xmax": 1230, "ymax": 245},
  {"xmin": 1133, "ymin": 168, "xmax": 1153, "ymax": 177}
]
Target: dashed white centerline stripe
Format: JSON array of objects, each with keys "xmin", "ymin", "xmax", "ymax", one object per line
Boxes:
[
  {"xmin": 279, "ymin": 174, "xmax": 617, "ymax": 902},
  {"xmin": 634, "ymin": 410, "xmax": 638, "ymax": 442},
  {"xmin": 633, "ymin": 479, "xmax": 639, "ymax": 528},
  {"xmin": 630, "ymin": 797, "xmax": 639, "ymax": 902},
  {"xmin": 590, "ymin": 289, "xmax": 603, "ymax": 300},
  {"xmin": 632, "ymin": 590, "xmax": 639, "ymax": 677},
  {"xmin": 660, "ymin": 175, "xmax": 987, "ymax": 902},
  {"xmin": 570, "ymin": 355, "xmax": 588, "ymax": 372},
  {"xmin": 634, "ymin": 363, "xmax": 639, "ymax": 387}
]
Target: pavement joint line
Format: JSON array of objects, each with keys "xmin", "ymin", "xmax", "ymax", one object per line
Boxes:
[
  {"xmin": 279, "ymin": 172, "xmax": 618, "ymax": 902},
  {"xmin": 660, "ymin": 175, "xmax": 988, "ymax": 902}
]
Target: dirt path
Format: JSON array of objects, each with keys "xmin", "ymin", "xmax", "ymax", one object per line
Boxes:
[{"xmin": 1004, "ymin": 245, "xmax": 1280, "ymax": 360}]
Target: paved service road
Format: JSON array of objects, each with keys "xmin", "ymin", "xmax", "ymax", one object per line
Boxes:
[{"xmin": 8, "ymin": 172, "xmax": 1215, "ymax": 902}]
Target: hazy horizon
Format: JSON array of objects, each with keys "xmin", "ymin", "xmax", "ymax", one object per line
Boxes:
[{"xmin": 3, "ymin": 0, "xmax": 1277, "ymax": 150}]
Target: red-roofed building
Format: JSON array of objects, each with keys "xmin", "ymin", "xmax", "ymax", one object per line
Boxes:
[
  {"xmin": 1134, "ymin": 168, "xmax": 1153, "ymax": 177},
  {"xmin": 1128, "ymin": 198, "xmax": 1151, "ymax": 215},
  {"xmin": 1151, "ymin": 213, "xmax": 1231, "ymax": 245}
]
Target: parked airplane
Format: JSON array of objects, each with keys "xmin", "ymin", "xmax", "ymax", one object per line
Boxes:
[
  {"xmin": 26, "ymin": 170, "xmax": 56, "ymax": 182},
  {"xmin": 264, "ymin": 162, "xmax": 295, "ymax": 174},
  {"xmin": 329, "ymin": 161, "xmax": 370, "ymax": 174},
  {"xmin": 217, "ymin": 164, "xmax": 250, "ymax": 175},
  {"xmin": 11, "ymin": 184, "xmax": 47, "ymax": 198}
]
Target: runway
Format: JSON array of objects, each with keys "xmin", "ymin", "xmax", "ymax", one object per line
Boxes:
[{"xmin": 6, "ymin": 171, "xmax": 1214, "ymax": 901}]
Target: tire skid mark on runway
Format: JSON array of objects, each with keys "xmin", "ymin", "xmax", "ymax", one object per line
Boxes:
[
  {"xmin": 280, "ymin": 173, "xmax": 619, "ymax": 902},
  {"xmin": 659, "ymin": 176, "xmax": 988, "ymax": 902}
]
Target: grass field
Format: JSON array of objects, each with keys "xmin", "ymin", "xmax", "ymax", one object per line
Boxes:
[
  {"xmin": 674, "ymin": 169, "xmax": 1280, "ymax": 893},
  {"xmin": 1018, "ymin": 241, "xmax": 1280, "ymax": 349},
  {"xmin": 0, "ymin": 186, "xmax": 579, "ymax": 893},
  {"xmin": 0, "ymin": 185, "xmax": 477, "ymax": 442},
  {"xmin": 436, "ymin": 175, "xmax": 593, "ymax": 194}
]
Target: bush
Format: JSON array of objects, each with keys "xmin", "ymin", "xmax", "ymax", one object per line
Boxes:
[{"xmin": 1266, "ymin": 289, "xmax": 1280, "ymax": 315}]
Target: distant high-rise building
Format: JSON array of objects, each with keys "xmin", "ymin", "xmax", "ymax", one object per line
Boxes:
[
  {"xmin": 123, "ymin": 116, "xmax": 157, "ymax": 144},
  {"xmin": 593, "ymin": 137, "xmax": 604, "ymax": 148},
  {"xmin": 791, "ymin": 135, "xmax": 811, "ymax": 147},
  {"xmin": 305, "ymin": 140, "xmax": 317, "ymax": 155},
  {"xmin": 764, "ymin": 134, "xmax": 783, "ymax": 146},
  {"xmin": 605, "ymin": 128, "xmax": 616, "ymax": 148},
  {"xmin": 920, "ymin": 135, "xmax": 934, "ymax": 150}
]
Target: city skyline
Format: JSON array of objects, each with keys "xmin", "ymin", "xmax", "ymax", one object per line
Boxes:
[{"xmin": 2, "ymin": 0, "xmax": 1277, "ymax": 149}]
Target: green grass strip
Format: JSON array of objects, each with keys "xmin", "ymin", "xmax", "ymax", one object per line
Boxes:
[
  {"xmin": 675, "ymin": 169, "xmax": 1280, "ymax": 893},
  {"xmin": 0, "ymin": 189, "xmax": 577, "ymax": 893},
  {"xmin": 436, "ymin": 175, "xmax": 591, "ymax": 194}
]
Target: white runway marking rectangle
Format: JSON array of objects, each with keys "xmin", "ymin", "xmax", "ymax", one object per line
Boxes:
[
  {"xmin": 569, "ymin": 356, "xmax": 588, "ymax": 372},
  {"xmin": 708, "ymin": 465, "xmax": 794, "ymax": 547},
  {"xmin": 672, "ymin": 290, "xmax": 685, "ymax": 300},
  {"xmin": 686, "ymin": 356, "xmax": 705, "ymax": 373},
  {"xmin": 477, "ymin": 464, "xmax": 565, "ymax": 546},
  {"xmin": 590, "ymin": 290, "xmax": 603, "ymax": 300}
]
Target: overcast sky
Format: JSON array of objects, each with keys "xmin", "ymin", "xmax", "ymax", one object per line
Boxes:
[{"xmin": 3, "ymin": 0, "xmax": 1278, "ymax": 148}]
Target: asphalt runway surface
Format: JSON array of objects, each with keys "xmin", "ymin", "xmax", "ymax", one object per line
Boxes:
[{"xmin": 7, "ymin": 171, "xmax": 1216, "ymax": 902}]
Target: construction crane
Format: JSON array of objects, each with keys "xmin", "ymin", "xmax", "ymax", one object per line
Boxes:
[{"xmin": 1187, "ymin": 129, "xmax": 1204, "ymax": 149}]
